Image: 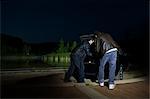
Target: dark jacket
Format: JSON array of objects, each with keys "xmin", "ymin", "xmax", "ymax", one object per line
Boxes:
[
  {"xmin": 71, "ymin": 41, "xmax": 92, "ymax": 59},
  {"xmin": 95, "ymin": 32, "xmax": 122, "ymax": 57}
]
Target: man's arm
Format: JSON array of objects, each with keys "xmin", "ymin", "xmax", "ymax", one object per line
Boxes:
[{"xmin": 84, "ymin": 43, "xmax": 92, "ymax": 56}]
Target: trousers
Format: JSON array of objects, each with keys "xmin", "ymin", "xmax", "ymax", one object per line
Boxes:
[{"xmin": 98, "ymin": 51, "xmax": 117, "ymax": 84}]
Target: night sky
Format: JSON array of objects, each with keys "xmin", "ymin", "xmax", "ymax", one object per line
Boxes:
[{"xmin": 2, "ymin": 0, "xmax": 148, "ymax": 43}]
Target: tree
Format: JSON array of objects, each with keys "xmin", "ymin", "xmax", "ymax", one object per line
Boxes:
[
  {"xmin": 56, "ymin": 38, "xmax": 66, "ymax": 53},
  {"xmin": 56, "ymin": 38, "xmax": 78, "ymax": 53},
  {"xmin": 70, "ymin": 41, "xmax": 77, "ymax": 51},
  {"xmin": 66, "ymin": 42, "xmax": 70, "ymax": 52},
  {"xmin": 23, "ymin": 44, "xmax": 31, "ymax": 56}
]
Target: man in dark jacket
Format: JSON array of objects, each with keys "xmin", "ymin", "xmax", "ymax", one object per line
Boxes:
[
  {"xmin": 64, "ymin": 39, "xmax": 94, "ymax": 83},
  {"xmin": 95, "ymin": 31, "xmax": 122, "ymax": 89}
]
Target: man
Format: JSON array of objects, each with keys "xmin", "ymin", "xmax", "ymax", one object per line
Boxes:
[
  {"xmin": 95, "ymin": 31, "xmax": 122, "ymax": 89},
  {"xmin": 64, "ymin": 38, "xmax": 94, "ymax": 83}
]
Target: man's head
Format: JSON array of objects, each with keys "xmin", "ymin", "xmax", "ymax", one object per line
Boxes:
[{"xmin": 94, "ymin": 31, "xmax": 103, "ymax": 38}]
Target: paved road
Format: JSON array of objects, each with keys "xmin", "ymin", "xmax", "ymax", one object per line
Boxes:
[
  {"xmin": 2, "ymin": 72, "xmax": 90, "ymax": 98},
  {"xmin": 1, "ymin": 69, "xmax": 149, "ymax": 99}
]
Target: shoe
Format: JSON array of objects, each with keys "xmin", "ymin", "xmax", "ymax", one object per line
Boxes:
[
  {"xmin": 64, "ymin": 77, "xmax": 71, "ymax": 82},
  {"xmin": 109, "ymin": 84, "xmax": 115, "ymax": 90},
  {"xmin": 78, "ymin": 79, "xmax": 84, "ymax": 83},
  {"xmin": 64, "ymin": 78, "xmax": 71, "ymax": 82},
  {"xmin": 99, "ymin": 82, "xmax": 104, "ymax": 87}
]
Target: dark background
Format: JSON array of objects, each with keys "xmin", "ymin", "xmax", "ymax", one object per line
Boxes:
[
  {"xmin": 1, "ymin": 0, "xmax": 148, "ymax": 42},
  {"xmin": 1, "ymin": 0, "xmax": 149, "ymax": 72}
]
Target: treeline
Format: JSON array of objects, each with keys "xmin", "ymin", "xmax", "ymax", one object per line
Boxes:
[
  {"xmin": 56, "ymin": 38, "xmax": 77, "ymax": 53},
  {"xmin": 1, "ymin": 34, "xmax": 24, "ymax": 56},
  {"xmin": 0, "ymin": 34, "xmax": 77, "ymax": 56}
]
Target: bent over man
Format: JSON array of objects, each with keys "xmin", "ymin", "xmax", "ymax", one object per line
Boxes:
[
  {"xmin": 64, "ymin": 39, "xmax": 94, "ymax": 83},
  {"xmin": 95, "ymin": 31, "xmax": 122, "ymax": 89}
]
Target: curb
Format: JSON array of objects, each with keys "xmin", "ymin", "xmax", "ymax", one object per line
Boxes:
[
  {"xmin": 1, "ymin": 69, "xmax": 67, "ymax": 75},
  {"xmin": 84, "ymin": 77, "xmax": 145, "ymax": 86}
]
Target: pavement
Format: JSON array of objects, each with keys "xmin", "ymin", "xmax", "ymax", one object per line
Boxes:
[{"xmin": 1, "ymin": 68, "xmax": 149, "ymax": 99}]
